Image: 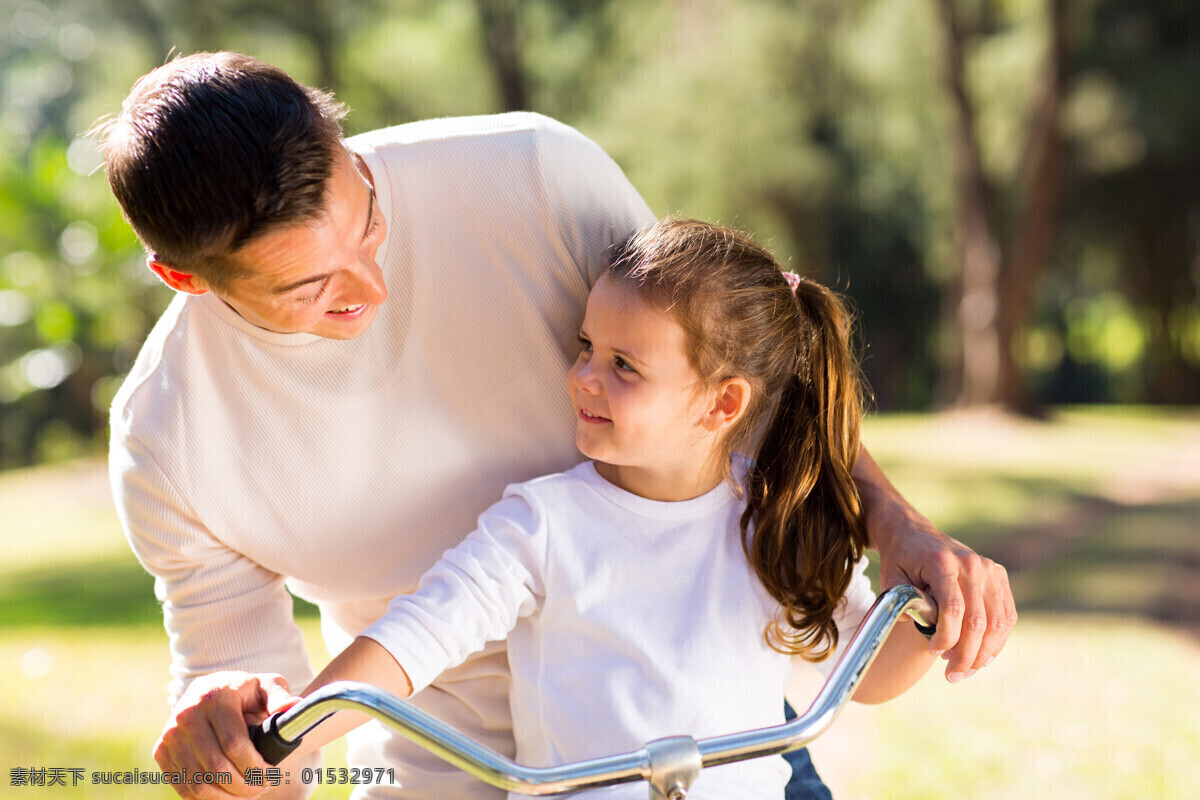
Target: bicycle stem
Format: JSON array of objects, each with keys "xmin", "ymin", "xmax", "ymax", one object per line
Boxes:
[{"xmin": 252, "ymin": 583, "xmax": 937, "ymax": 797}]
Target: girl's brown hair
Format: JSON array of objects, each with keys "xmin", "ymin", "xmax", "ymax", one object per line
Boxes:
[{"xmin": 604, "ymin": 217, "xmax": 868, "ymax": 660}]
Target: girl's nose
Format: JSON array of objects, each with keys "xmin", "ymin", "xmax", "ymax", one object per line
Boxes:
[{"xmin": 572, "ymin": 360, "xmax": 601, "ymax": 395}]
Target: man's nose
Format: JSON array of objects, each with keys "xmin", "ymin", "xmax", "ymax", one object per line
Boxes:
[{"xmin": 348, "ymin": 259, "xmax": 388, "ymax": 305}]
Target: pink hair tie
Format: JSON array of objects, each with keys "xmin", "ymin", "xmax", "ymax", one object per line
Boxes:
[{"xmin": 782, "ymin": 271, "xmax": 801, "ymax": 294}]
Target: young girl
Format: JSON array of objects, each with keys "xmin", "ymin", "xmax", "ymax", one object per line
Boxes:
[{"xmin": 275, "ymin": 218, "xmax": 936, "ymax": 798}]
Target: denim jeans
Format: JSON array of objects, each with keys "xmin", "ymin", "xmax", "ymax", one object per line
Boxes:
[{"xmin": 782, "ymin": 702, "xmax": 833, "ymax": 800}]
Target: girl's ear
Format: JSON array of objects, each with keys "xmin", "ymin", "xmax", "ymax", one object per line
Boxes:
[{"xmin": 701, "ymin": 377, "xmax": 752, "ymax": 433}]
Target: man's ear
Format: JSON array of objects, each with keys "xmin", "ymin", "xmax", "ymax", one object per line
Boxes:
[
  {"xmin": 701, "ymin": 377, "xmax": 752, "ymax": 433},
  {"xmin": 147, "ymin": 258, "xmax": 209, "ymax": 295}
]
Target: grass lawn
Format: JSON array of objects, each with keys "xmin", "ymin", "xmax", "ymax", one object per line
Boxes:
[
  {"xmin": 2, "ymin": 407, "xmax": 1198, "ymax": 798},
  {"xmin": 799, "ymin": 614, "xmax": 1200, "ymax": 799},
  {"xmin": 1, "ymin": 623, "xmax": 350, "ymax": 800}
]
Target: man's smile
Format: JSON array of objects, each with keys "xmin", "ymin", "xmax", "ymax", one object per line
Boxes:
[{"xmin": 326, "ymin": 303, "xmax": 368, "ymax": 317}]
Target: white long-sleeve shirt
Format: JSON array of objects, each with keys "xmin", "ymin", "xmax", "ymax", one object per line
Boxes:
[
  {"xmin": 108, "ymin": 112, "xmax": 655, "ymax": 798},
  {"xmin": 362, "ymin": 461, "xmax": 876, "ymax": 800}
]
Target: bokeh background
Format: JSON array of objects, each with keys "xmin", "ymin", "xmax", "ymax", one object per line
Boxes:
[{"xmin": 1, "ymin": 0, "xmax": 1197, "ymax": 797}]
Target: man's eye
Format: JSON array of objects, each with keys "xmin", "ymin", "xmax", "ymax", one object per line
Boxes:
[{"xmin": 300, "ymin": 279, "xmax": 330, "ymax": 305}]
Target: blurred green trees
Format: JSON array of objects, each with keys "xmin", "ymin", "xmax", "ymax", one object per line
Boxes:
[{"xmin": 1, "ymin": 0, "xmax": 1197, "ymax": 469}]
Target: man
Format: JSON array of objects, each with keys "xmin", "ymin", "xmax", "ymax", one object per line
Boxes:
[{"xmin": 100, "ymin": 52, "xmax": 1015, "ymax": 800}]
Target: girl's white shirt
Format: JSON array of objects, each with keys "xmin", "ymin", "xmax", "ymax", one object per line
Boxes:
[{"xmin": 362, "ymin": 459, "xmax": 875, "ymax": 800}]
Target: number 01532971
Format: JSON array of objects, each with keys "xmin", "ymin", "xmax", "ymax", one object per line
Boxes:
[{"xmin": 300, "ymin": 767, "xmax": 396, "ymax": 785}]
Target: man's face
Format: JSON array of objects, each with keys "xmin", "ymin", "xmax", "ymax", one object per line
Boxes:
[{"xmin": 212, "ymin": 148, "xmax": 388, "ymax": 339}]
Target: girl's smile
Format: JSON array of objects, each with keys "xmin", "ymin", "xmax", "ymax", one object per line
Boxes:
[{"xmin": 577, "ymin": 408, "xmax": 611, "ymax": 424}]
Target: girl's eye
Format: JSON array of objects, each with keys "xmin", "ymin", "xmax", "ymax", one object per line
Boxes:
[
  {"xmin": 577, "ymin": 336, "xmax": 592, "ymax": 354},
  {"xmin": 614, "ymin": 356, "xmax": 636, "ymax": 373}
]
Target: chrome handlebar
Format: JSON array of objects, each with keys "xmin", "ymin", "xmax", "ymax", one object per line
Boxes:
[{"xmin": 252, "ymin": 584, "xmax": 937, "ymax": 798}]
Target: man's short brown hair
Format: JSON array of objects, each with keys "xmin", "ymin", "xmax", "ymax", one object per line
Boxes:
[{"xmin": 95, "ymin": 52, "xmax": 348, "ymax": 292}]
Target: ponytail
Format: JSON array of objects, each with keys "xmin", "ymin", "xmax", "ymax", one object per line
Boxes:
[{"xmin": 740, "ymin": 277, "xmax": 867, "ymax": 660}]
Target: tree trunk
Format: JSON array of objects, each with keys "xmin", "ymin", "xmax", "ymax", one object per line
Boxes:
[
  {"xmin": 933, "ymin": 0, "xmax": 1068, "ymax": 413},
  {"xmin": 933, "ymin": 0, "xmax": 1004, "ymax": 407},
  {"xmin": 112, "ymin": 0, "xmax": 171, "ymax": 61},
  {"xmin": 474, "ymin": 0, "xmax": 529, "ymax": 112},
  {"xmin": 292, "ymin": 0, "xmax": 341, "ymax": 91},
  {"xmin": 997, "ymin": 0, "xmax": 1068, "ymax": 414}
]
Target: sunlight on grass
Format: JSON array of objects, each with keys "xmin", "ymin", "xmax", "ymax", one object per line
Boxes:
[
  {"xmin": 0, "ymin": 460, "xmax": 127, "ymax": 572},
  {"xmin": 863, "ymin": 406, "xmax": 1200, "ymax": 492},
  {"xmin": 1, "ymin": 622, "xmax": 349, "ymax": 800},
  {"xmin": 807, "ymin": 614, "xmax": 1200, "ymax": 800},
  {"xmin": 861, "ymin": 406, "xmax": 1200, "ymax": 541}
]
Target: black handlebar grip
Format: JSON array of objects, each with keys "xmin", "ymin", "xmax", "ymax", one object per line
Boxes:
[
  {"xmin": 249, "ymin": 714, "xmax": 303, "ymax": 765},
  {"xmin": 913, "ymin": 618, "xmax": 938, "ymax": 640}
]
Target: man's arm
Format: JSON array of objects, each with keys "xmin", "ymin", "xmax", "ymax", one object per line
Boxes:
[
  {"xmin": 532, "ymin": 113, "xmax": 656, "ymax": 286},
  {"xmin": 853, "ymin": 446, "xmax": 1017, "ymax": 682},
  {"xmin": 111, "ymin": 435, "xmax": 317, "ymax": 799}
]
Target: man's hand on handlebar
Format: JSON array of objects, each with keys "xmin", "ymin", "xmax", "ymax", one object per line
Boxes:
[
  {"xmin": 855, "ymin": 448, "xmax": 1017, "ymax": 684},
  {"xmin": 873, "ymin": 507, "xmax": 1016, "ymax": 684},
  {"xmin": 154, "ymin": 671, "xmax": 309, "ymax": 800}
]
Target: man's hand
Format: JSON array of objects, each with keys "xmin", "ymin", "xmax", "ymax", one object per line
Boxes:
[
  {"xmin": 854, "ymin": 449, "xmax": 1017, "ymax": 683},
  {"xmin": 154, "ymin": 671, "xmax": 307, "ymax": 800},
  {"xmin": 875, "ymin": 510, "xmax": 1016, "ymax": 682}
]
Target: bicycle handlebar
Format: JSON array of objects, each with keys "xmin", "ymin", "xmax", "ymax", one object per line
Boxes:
[{"xmin": 251, "ymin": 584, "xmax": 937, "ymax": 797}]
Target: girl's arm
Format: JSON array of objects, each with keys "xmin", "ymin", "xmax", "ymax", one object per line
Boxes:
[
  {"xmin": 852, "ymin": 617, "xmax": 938, "ymax": 704},
  {"xmin": 281, "ymin": 636, "xmax": 414, "ymax": 760},
  {"xmin": 274, "ymin": 490, "xmax": 547, "ymax": 763}
]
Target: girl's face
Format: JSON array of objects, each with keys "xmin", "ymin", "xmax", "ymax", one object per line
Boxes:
[{"xmin": 567, "ymin": 278, "xmax": 726, "ymax": 501}]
